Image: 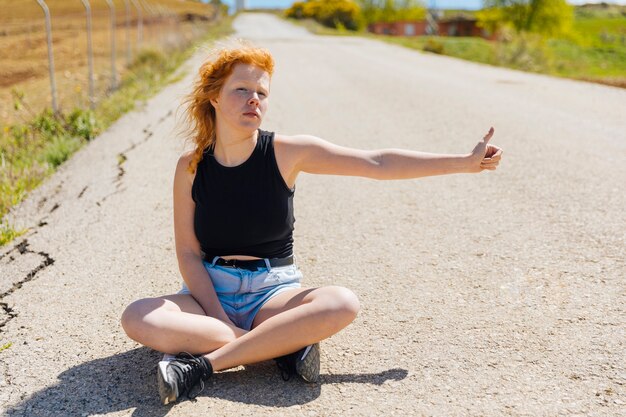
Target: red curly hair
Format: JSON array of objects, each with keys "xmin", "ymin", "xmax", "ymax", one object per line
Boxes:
[{"xmin": 183, "ymin": 42, "xmax": 275, "ymax": 173}]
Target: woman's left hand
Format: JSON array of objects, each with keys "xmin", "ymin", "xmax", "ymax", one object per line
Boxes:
[{"xmin": 468, "ymin": 127, "xmax": 503, "ymax": 172}]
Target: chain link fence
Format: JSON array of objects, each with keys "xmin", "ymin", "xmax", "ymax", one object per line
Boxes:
[{"xmin": 0, "ymin": 0, "xmax": 218, "ymax": 126}]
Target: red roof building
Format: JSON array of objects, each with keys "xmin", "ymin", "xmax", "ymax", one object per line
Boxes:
[
  {"xmin": 368, "ymin": 15, "xmax": 495, "ymax": 40},
  {"xmin": 368, "ymin": 21, "xmax": 429, "ymax": 36}
]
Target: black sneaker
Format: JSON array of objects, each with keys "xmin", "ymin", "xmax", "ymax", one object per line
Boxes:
[
  {"xmin": 157, "ymin": 352, "xmax": 213, "ymax": 405},
  {"xmin": 275, "ymin": 343, "xmax": 320, "ymax": 383}
]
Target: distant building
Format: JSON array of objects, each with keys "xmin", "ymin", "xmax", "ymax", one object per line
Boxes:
[
  {"xmin": 368, "ymin": 14, "xmax": 494, "ymax": 39},
  {"xmin": 368, "ymin": 21, "xmax": 429, "ymax": 36},
  {"xmin": 437, "ymin": 16, "xmax": 491, "ymax": 38}
]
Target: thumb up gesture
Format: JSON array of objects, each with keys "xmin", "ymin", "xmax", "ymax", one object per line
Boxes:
[{"xmin": 468, "ymin": 127, "xmax": 503, "ymax": 173}]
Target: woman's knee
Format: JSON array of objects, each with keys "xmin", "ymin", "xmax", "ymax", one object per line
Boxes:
[
  {"xmin": 120, "ymin": 297, "xmax": 161, "ymax": 339},
  {"xmin": 316, "ymin": 286, "xmax": 360, "ymax": 326}
]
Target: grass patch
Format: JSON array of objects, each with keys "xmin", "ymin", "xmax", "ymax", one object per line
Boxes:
[
  {"xmin": 0, "ymin": 342, "xmax": 12, "ymax": 353},
  {"xmin": 550, "ymin": 39, "xmax": 626, "ymax": 80},
  {"xmin": 390, "ymin": 36, "xmax": 496, "ymax": 65},
  {"xmin": 0, "ymin": 222, "xmax": 25, "ymax": 246},
  {"xmin": 0, "ymin": 16, "xmax": 234, "ymax": 246},
  {"xmin": 285, "ymin": 13, "xmax": 626, "ymax": 87}
]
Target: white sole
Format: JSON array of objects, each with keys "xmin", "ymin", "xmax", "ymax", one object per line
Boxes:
[{"xmin": 157, "ymin": 360, "xmax": 176, "ymax": 405}]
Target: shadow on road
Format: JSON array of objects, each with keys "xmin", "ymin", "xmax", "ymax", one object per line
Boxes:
[{"xmin": 5, "ymin": 347, "xmax": 408, "ymax": 416}]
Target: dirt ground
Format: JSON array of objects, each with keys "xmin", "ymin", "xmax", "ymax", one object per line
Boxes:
[{"xmin": 1, "ymin": 13, "xmax": 625, "ymax": 417}]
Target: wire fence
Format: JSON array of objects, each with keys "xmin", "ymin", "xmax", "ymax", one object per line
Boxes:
[{"xmin": 0, "ymin": 0, "xmax": 218, "ymax": 126}]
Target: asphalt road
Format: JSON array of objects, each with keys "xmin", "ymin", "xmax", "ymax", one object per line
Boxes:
[{"xmin": 1, "ymin": 13, "xmax": 625, "ymax": 417}]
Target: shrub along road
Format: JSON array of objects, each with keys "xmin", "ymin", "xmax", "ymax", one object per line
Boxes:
[{"xmin": 1, "ymin": 13, "xmax": 625, "ymax": 416}]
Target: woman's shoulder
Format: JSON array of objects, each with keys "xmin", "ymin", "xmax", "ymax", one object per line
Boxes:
[
  {"xmin": 176, "ymin": 150, "xmax": 195, "ymax": 170},
  {"xmin": 274, "ymin": 133, "xmax": 320, "ymax": 149},
  {"xmin": 175, "ymin": 151, "xmax": 197, "ymax": 185},
  {"xmin": 273, "ymin": 133, "xmax": 327, "ymax": 174},
  {"xmin": 273, "ymin": 133, "xmax": 301, "ymax": 159},
  {"xmin": 274, "ymin": 134, "xmax": 330, "ymax": 158}
]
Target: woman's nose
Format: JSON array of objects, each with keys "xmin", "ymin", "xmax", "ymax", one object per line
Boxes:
[{"xmin": 248, "ymin": 93, "xmax": 259, "ymax": 105}]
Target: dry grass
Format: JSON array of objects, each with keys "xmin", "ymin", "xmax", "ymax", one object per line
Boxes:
[
  {"xmin": 0, "ymin": 0, "xmax": 213, "ymax": 22},
  {"xmin": 0, "ymin": 0, "xmax": 217, "ymax": 125}
]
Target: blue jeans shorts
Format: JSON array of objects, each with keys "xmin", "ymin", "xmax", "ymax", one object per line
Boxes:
[{"xmin": 179, "ymin": 257, "xmax": 302, "ymax": 330}]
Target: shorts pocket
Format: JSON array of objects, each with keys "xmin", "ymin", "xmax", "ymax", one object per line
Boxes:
[
  {"xmin": 250, "ymin": 265, "xmax": 302, "ymax": 293},
  {"xmin": 205, "ymin": 263, "xmax": 243, "ymax": 295}
]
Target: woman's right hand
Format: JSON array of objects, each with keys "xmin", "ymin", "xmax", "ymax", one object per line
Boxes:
[{"xmin": 467, "ymin": 127, "xmax": 503, "ymax": 173}]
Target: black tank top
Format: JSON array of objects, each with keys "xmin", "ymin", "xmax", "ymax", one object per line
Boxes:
[{"xmin": 192, "ymin": 130, "xmax": 295, "ymax": 259}]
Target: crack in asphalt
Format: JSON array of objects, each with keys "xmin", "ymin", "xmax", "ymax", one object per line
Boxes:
[
  {"xmin": 116, "ymin": 153, "xmax": 127, "ymax": 185},
  {"xmin": 158, "ymin": 109, "xmax": 173, "ymax": 123},
  {"xmin": 96, "ymin": 110, "xmax": 171, "ymax": 205},
  {"xmin": 0, "ymin": 239, "xmax": 55, "ymax": 331},
  {"xmin": 114, "ymin": 124, "xmax": 156, "ymax": 187},
  {"xmin": 1, "ymin": 356, "xmax": 9, "ymax": 391},
  {"xmin": 37, "ymin": 197, "xmax": 47, "ymax": 210},
  {"xmin": 77, "ymin": 186, "xmax": 88, "ymax": 199},
  {"xmin": 0, "ymin": 238, "xmax": 27, "ymax": 262}
]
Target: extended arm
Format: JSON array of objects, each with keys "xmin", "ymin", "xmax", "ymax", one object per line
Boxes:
[{"xmin": 278, "ymin": 128, "xmax": 502, "ymax": 184}]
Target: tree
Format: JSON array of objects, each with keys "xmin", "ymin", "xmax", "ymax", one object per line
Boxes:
[
  {"xmin": 358, "ymin": 0, "xmax": 426, "ymax": 25},
  {"xmin": 478, "ymin": 0, "xmax": 573, "ymax": 37}
]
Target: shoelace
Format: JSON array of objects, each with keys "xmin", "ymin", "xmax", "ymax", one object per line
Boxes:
[{"xmin": 171, "ymin": 352, "xmax": 211, "ymax": 400}]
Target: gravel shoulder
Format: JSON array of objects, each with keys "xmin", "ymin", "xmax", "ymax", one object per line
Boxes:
[{"xmin": 1, "ymin": 13, "xmax": 625, "ymax": 417}]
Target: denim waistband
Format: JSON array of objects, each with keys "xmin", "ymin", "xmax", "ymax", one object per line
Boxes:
[{"xmin": 205, "ymin": 255, "xmax": 294, "ymax": 271}]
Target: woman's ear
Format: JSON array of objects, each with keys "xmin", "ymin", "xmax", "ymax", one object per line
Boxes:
[{"xmin": 210, "ymin": 97, "xmax": 218, "ymax": 107}]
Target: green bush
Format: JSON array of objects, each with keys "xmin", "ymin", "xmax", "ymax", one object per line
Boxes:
[
  {"xmin": 359, "ymin": 0, "xmax": 427, "ymax": 25},
  {"xmin": 42, "ymin": 135, "xmax": 83, "ymax": 168},
  {"xmin": 423, "ymin": 38, "xmax": 444, "ymax": 54},
  {"xmin": 496, "ymin": 32, "xmax": 553, "ymax": 72},
  {"xmin": 286, "ymin": 0, "xmax": 362, "ymax": 30},
  {"xmin": 32, "ymin": 110, "xmax": 65, "ymax": 140},
  {"xmin": 286, "ymin": 1, "xmax": 308, "ymax": 19},
  {"xmin": 130, "ymin": 49, "xmax": 168, "ymax": 70},
  {"xmin": 66, "ymin": 109, "xmax": 99, "ymax": 141}
]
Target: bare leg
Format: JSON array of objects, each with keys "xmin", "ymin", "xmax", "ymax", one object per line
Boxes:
[
  {"xmin": 121, "ymin": 294, "xmax": 247, "ymax": 355},
  {"xmin": 205, "ymin": 285, "xmax": 359, "ymax": 371}
]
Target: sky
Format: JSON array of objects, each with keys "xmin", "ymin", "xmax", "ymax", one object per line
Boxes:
[{"xmin": 208, "ymin": 0, "xmax": 626, "ymax": 11}]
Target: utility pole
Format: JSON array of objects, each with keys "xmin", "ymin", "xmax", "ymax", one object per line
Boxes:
[{"xmin": 427, "ymin": 0, "xmax": 439, "ymax": 35}]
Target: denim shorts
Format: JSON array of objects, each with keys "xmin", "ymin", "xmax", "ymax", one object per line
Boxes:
[{"xmin": 179, "ymin": 257, "xmax": 302, "ymax": 330}]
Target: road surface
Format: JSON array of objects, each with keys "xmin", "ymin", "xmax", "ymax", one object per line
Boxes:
[{"xmin": 1, "ymin": 13, "xmax": 625, "ymax": 417}]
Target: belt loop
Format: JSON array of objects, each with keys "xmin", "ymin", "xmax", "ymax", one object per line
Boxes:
[
  {"xmin": 211, "ymin": 256, "xmax": 220, "ymax": 267},
  {"xmin": 263, "ymin": 258, "xmax": 272, "ymax": 271}
]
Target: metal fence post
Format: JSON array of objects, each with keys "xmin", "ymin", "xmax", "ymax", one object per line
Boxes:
[
  {"xmin": 131, "ymin": 0, "xmax": 143, "ymax": 50},
  {"xmin": 35, "ymin": 0, "xmax": 58, "ymax": 114},
  {"xmin": 139, "ymin": 0, "xmax": 153, "ymax": 47},
  {"xmin": 104, "ymin": 0, "xmax": 117, "ymax": 90},
  {"xmin": 124, "ymin": 0, "xmax": 132, "ymax": 65},
  {"xmin": 80, "ymin": 0, "xmax": 95, "ymax": 109}
]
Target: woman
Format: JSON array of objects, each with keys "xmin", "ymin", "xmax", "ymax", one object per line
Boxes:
[{"xmin": 121, "ymin": 42, "xmax": 503, "ymax": 405}]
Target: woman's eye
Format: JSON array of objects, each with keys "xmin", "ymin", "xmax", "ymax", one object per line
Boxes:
[{"xmin": 258, "ymin": 92, "xmax": 267, "ymax": 97}]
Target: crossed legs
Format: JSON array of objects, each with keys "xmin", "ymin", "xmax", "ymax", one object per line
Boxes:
[{"xmin": 121, "ymin": 285, "xmax": 360, "ymax": 372}]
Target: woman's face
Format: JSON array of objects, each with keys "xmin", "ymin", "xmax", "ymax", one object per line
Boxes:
[{"xmin": 211, "ymin": 63, "xmax": 271, "ymax": 134}]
